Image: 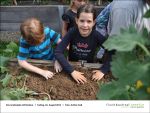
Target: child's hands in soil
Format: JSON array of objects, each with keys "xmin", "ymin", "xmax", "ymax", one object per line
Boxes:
[
  {"xmin": 71, "ymin": 70, "xmax": 87, "ymax": 84},
  {"xmin": 41, "ymin": 70, "xmax": 54, "ymax": 80},
  {"xmin": 92, "ymin": 70, "xmax": 104, "ymax": 81},
  {"xmin": 54, "ymin": 60, "xmax": 62, "ymax": 73}
]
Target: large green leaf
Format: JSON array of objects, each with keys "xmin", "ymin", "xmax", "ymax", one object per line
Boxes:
[
  {"xmin": 111, "ymin": 52, "xmax": 150, "ymax": 86},
  {"xmin": 99, "ymin": 24, "xmax": 150, "ymax": 100},
  {"xmin": 103, "ymin": 26, "xmax": 147, "ymax": 52},
  {"xmin": 97, "ymin": 81, "xmax": 126, "ymax": 100}
]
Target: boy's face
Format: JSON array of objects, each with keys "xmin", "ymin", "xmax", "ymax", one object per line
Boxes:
[{"xmin": 76, "ymin": 12, "xmax": 95, "ymax": 37}]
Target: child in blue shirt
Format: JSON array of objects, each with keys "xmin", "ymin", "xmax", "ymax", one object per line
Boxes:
[{"xmin": 17, "ymin": 18, "xmax": 62, "ymax": 79}]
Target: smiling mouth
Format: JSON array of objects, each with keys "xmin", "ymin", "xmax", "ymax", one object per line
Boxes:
[{"xmin": 82, "ymin": 29, "xmax": 88, "ymax": 31}]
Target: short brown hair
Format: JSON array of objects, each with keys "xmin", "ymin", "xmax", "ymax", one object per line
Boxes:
[
  {"xmin": 77, "ymin": 4, "xmax": 96, "ymax": 20},
  {"xmin": 20, "ymin": 18, "xmax": 44, "ymax": 45}
]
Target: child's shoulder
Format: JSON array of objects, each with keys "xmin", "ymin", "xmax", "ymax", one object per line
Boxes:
[
  {"xmin": 44, "ymin": 27, "xmax": 56, "ymax": 35},
  {"xmin": 20, "ymin": 37, "xmax": 27, "ymax": 43},
  {"xmin": 64, "ymin": 9, "xmax": 76, "ymax": 16},
  {"xmin": 44, "ymin": 27, "xmax": 49, "ymax": 33}
]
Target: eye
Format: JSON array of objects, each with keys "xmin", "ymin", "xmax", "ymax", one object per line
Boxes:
[
  {"xmin": 87, "ymin": 20, "xmax": 92, "ymax": 23},
  {"xmin": 79, "ymin": 19, "xmax": 85, "ymax": 23}
]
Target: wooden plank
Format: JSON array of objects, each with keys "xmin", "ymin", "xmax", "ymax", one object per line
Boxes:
[{"xmin": 9, "ymin": 58, "xmax": 102, "ymax": 69}]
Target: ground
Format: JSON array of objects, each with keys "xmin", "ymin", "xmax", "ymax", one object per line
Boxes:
[{"xmin": 8, "ymin": 63, "xmax": 113, "ymax": 100}]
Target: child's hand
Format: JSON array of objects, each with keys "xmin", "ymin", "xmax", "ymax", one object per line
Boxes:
[
  {"xmin": 41, "ymin": 70, "xmax": 54, "ymax": 80},
  {"xmin": 92, "ymin": 70, "xmax": 104, "ymax": 81},
  {"xmin": 54, "ymin": 60, "xmax": 62, "ymax": 73},
  {"xmin": 71, "ymin": 70, "xmax": 87, "ymax": 84}
]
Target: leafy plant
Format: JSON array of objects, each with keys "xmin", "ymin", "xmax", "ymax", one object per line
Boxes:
[
  {"xmin": 97, "ymin": 10, "xmax": 150, "ymax": 100},
  {"xmin": 0, "ymin": 56, "xmax": 10, "ymax": 74},
  {"xmin": 0, "ymin": 41, "xmax": 35, "ymax": 100},
  {"xmin": 0, "ymin": 87, "xmax": 37, "ymax": 100},
  {"xmin": 0, "ymin": 73, "xmax": 12, "ymax": 87},
  {"xmin": 2, "ymin": 41, "xmax": 19, "ymax": 57}
]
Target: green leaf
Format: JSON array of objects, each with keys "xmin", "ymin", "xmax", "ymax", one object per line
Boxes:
[
  {"xmin": 0, "ymin": 88, "xmax": 12, "ymax": 100},
  {"xmin": 110, "ymin": 90, "xmax": 130, "ymax": 100},
  {"xmin": 0, "ymin": 87, "xmax": 28, "ymax": 100},
  {"xmin": 0, "ymin": 56, "xmax": 9, "ymax": 67},
  {"xmin": 0, "ymin": 66, "xmax": 8, "ymax": 73},
  {"xmin": 111, "ymin": 52, "xmax": 150, "ymax": 87},
  {"xmin": 0, "ymin": 73, "xmax": 12, "ymax": 87},
  {"xmin": 3, "ymin": 42, "xmax": 19, "ymax": 57},
  {"xmin": 97, "ymin": 81, "xmax": 128, "ymax": 100},
  {"xmin": 9, "ymin": 88, "xmax": 26, "ymax": 100},
  {"xmin": 144, "ymin": 9, "xmax": 150, "ymax": 18},
  {"xmin": 6, "ymin": 42, "xmax": 18, "ymax": 52},
  {"xmin": 103, "ymin": 26, "xmax": 147, "ymax": 52},
  {"xmin": 139, "ymin": 65, "xmax": 150, "ymax": 86},
  {"xmin": 142, "ymin": 28, "xmax": 149, "ymax": 40}
]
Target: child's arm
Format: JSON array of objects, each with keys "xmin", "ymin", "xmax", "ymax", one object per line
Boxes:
[
  {"xmin": 55, "ymin": 29, "xmax": 87, "ymax": 84},
  {"xmin": 91, "ymin": 31, "xmax": 111, "ymax": 81},
  {"xmin": 53, "ymin": 34, "xmax": 62, "ymax": 73},
  {"xmin": 92, "ymin": 50, "xmax": 112, "ymax": 81},
  {"xmin": 18, "ymin": 60, "xmax": 54, "ymax": 79},
  {"xmin": 55, "ymin": 30, "xmax": 73, "ymax": 73}
]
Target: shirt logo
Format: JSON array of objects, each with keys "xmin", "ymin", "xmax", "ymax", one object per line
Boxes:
[{"xmin": 77, "ymin": 42, "xmax": 88, "ymax": 48}]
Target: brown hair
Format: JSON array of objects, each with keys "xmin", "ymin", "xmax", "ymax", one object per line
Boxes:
[
  {"xmin": 77, "ymin": 4, "xmax": 96, "ymax": 20},
  {"xmin": 20, "ymin": 18, "xmax": 44, "ymax": 45}
]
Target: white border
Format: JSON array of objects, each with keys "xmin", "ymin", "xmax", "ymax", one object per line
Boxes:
[{"xmin": 1, "ymin": 100, "xmax": 150, "ymax": 113}]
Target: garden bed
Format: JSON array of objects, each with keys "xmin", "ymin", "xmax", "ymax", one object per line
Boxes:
[{"xmin": 6, "ymin": 60, "xmax": 113, "ymax": 100}]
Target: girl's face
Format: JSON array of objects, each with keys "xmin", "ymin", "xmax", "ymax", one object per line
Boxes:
[
  {"xmin": 76, "ymin": 12, "xmax": 95, "ymax": 37},
  {"xmin": 73, "ymin": 0, "xmax": 86, "ymax": 9}
]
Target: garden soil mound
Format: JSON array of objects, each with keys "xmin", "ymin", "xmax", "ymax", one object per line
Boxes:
[{"xmin": 9, "ymin": 64, "xmax": 112, "ymax": 100}]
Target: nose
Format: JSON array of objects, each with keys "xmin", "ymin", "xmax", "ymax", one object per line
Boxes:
[{"xmin": 83, "ymin": 22, "xmax": 88, "ymax": 27}]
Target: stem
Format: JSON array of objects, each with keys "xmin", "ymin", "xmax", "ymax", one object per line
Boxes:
[
  {"xmin": 38, "ymin": 92, "xmax": 51, "ymax": 100},
  {"xmin": 22, "ymin": 76, "xmax": 27, "ymax": 88},
  {"xmin": 137, "ymin": 43, "xmax": 150, "ymax": 57}
]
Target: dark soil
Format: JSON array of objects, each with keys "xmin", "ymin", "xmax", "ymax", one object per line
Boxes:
[{"xmin": 8, "ymin": 63, "xmax": 113, "ymax": 100}]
